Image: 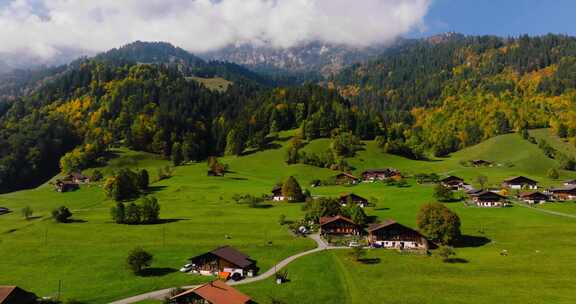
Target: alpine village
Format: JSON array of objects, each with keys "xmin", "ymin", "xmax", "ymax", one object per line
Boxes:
[{"xmin": 2, "ymin": 1, "xmax": 576, "ymax": 304}]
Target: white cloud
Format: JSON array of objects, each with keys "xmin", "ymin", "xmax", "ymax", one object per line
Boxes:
[{"xmin": 0, "ymin": 0, "xmax": 430, "ymax": 60}]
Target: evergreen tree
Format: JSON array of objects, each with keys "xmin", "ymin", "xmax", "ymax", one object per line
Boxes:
[
  {"xmin": 111, "ymin": 202, "xmax": 126, "ymax": 224},
  {"xmin": 137, "ymin": 169, "xmax": 149, "ymax": 190},
  {"xmin": 171, "ymin": 142, "xmax": 184, "ymax": 166},
  {"xmin": 140, "ymin": 196, "xmax": 160, "ymax": 224}
]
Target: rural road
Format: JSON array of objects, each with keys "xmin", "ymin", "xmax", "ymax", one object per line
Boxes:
[
  {"xmin": 109, "ymin": 234, "xmax": 334, "ymax": 304},
  {"xmin": 513, "ymin": 201, "xmax": 576, "ymax": 218}
]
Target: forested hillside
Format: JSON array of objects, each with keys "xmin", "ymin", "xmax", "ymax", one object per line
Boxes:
[
  {"xmin": 0, "ymin": 42, "xmax": 384, "ymax": 192},
  {"xmin": 333, "ymin": 34, "xmax": 576, "ymax": 156}
]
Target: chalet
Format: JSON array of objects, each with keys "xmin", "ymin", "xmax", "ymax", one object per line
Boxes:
[
  {"xmin": 549, "ymin": 186, "xmax": 576, "ymax": 201},
  {"xmin": 170, "ymin": 280, "xmax": 252, "ymax": 304},
  {"xmin": 320, "ymin": 215, "xmax": 360, "ymax": 236},
  {"xmin": 440, "ymin": 176, "xmax": 465, "ymax": 190},
  {"xmin": 67, "ymin": 172, "xmax": 90, "ymax": 184},
  {"xmin": 0, "ymin": 207, "xmax": 10, "ymax": 215},
  {"xmin": 0, "ymin": 286, "xmax": 37, "ymax": 304},
  {"xmin": 502, "ymin": 176, "xmax": 538, "ymax": 190},
  {"xmin": 334, "ymin": 172, "xmax": 360, "ymax": 185},
  {"xmin": 469, "ymin": 190, "xmax": 508, "ymax": 207},
  {"xmin": 361, "ymin": 168, "xmax": 401, "ymax": 182},
  {"xmin": 367, "ymin": 220, "xmax": 432, "ymax": 250},
  {"xmin": 339, "ymin": 193, "xmax": 369, "ymax": 208},
  {"xmin": 564, "ymin": 180, "xmax": 576, "ymax": 186},
  {"xmin": 189, "ymin": 246, "xmax": 257, "ymax": 277},
  {"xmin": 471, "ymin": 159, "xmax": 492, "ymax": 167},
  {"xmin": 54, "ymin": 180, "xmax": 79, "ymax": 193},
  {"xmin": 270, "ymin": 185, "xmax": 284, "ymax": 201},
  {"xmin": 519, "ymin": 192, "xmax": 549, "ymax": 205}
]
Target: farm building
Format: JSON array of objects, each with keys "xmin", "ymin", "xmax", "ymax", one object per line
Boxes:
[
  {"xmin": 270, "ymin": 185, "xmax": 284, "ymax": 201},
  {"xmin": 0, "ymin": 286, "xmax": 37, "ymax": 304},
  {"xmin": 66, "ymin": 172, "xmax": 90, "ymax": 184},
  {"xmin": 549, "ymin": 186, "xmax": 576, "ymax": 201},
  {"xmin": 471, "ymin": 159, "xmax": 492, "ymax": 167},
  {"xmin": 519, "ymin": 192, "xmax": 549, "ymax": 204},
  {"xmin": 188, "ymin": 246, "xmax": 257, "ymax": 278},
  {"xmin": 54, "ymin": 180, "xmax": 79, "ymax": 192},
  {"xmin": 361, "ymin": 168, "xmax": 401, "ymax": 182},
  {"xmin": 367, "ymin": 220, "xmax": 432, "ymax": 250},
  {"xmin": 320, "ymin": 215, "xmax": 361, "ymax": 236},
  {"xmin": 564, "ymin": 180, "xmax": 576, "ymax": 186},
  {"xmin": 469, "ymin": 190, "xmax": 508, "ymax": 207},
  {"xmin": 339, "ymin": 193, "xmax": 369, "ymax": 208},
  {"xmin": 170, "ymin": 280, "xmax": 252, "ymax": 304},
  {"xmin": 502, "ymin": 176, "xmax": 538, "ymax": 190},
  {"xmin": 334, "ymin": 172, "xmax": 360, "ymax": 185},
  {"xmin": 440, "ymin": 176, "xmax": 465, "ymax": 190}
]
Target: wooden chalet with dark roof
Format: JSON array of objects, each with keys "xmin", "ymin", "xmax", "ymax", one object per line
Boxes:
[
  {"xmin": 549, "ymin": 185, "xmax": 576, "ymax": 201},
  {"xmin": 319, "ymin": 215, "xmax": 360, "ymax": 236},
  {"xmin": 66, "ymin": 172, "xmax": 90, "ymax": 184},
  {"xmin": 367, "ymin": 220, "xmax": 432, "ymax": 250},
  {"xmin": 469, "ymin": 190, "xmax": 508, "ymax": 207},
  {"xmin": 471, "ymin": 159, "xmax": 492, "ymax": 167},
  {"xmin": 170, "ymin": 280, "xmax": 253, "ymax": 304},
  {"xmin": 440, "ymin": 175, "xmax": 465, "ymax": 190},
  {"xmin": 270, "ymin": 185, "xmax": 284, "ymax": 201},
  {"xmin": 189, "ymin": 246, "xmax": 257, "ymax": 277},
  {"xmin": 54, "ymin": 180, "xmax": 79, "ymax": 192},
  {"xmin": 334, "ymin": 172, "xmax": 360, "ymax": 185},
  {"xmin": 0, "ymin": 286, "xmax": 37, "ymax": 304},
  {"xmin": 502, "ymin": 176, "xmax": 538, "ymax": 190},
  {"xmin": 519, "ymin": 192, "xmax": 549, "ymax": 205},
  {"xmin": 361, "ymin": 168, "xmax": 401, "ymax": 182},
  {"xmin": 339, "ymin": 193, "xmax": 368, "ymax": 208}
]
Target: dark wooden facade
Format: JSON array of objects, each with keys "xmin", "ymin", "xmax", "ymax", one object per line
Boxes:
[
  {"xmin": 502, "ymin": 176, "xmax": 538, "ymax": 190},
  {"xmin": 367, "ymin": 221, "xmax": 431, "ymax": 250},
  {"xmin": 334, "ymin": 173, "xmax": 359, "ymax": 185},
  {"xmin": 319, "ymin": 216, "xmax": 360, "ymax": 235},
  {"xmin": 361, "ymin": 168, "xmax": 401, "ymax": 182},
  {"xmin": 470, "ymin": 191, "xmax": 508, "ymax": 207},
  {"xmin": 519, "ymin": 192, "xmax": 548, "ymax": 204},
  {"xmin": 339, "ymin": 193, "xmax": 368, "ymax": 207},
  {"xmin": 189, "ymin": 246, "xmax": 256, "ymax": 276},
  {"xmin": 550, "ymin": 186, "xmax": 576, "ymax": 201}
]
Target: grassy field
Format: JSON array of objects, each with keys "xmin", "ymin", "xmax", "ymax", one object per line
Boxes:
[
  {"xmin": 187, "ymin": 76, "xmax": 232, "ymax": 92},
  {"xmin": 1, "ymin": 131, "xmax": 576, "ymax": 303}
]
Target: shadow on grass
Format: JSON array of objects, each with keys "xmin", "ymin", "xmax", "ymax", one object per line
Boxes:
[
  {"xmin": 443, "ymin": 258, "xmax": 469, "ymax": 264},
  {"xmin": 140, "ymin": 267, "xmax": 177, "ymax": 277},
  {"xmin": 374, "ymin": 207, "xmax": 390, "ymax": 211},
  {"xmin": 365, "ymin": 216, "xmax": 379, "ymax": 224},
  {"xmin": 66, "ymin": 219, "xmax": 88, "ymax": 224},
  {"xmin": 358, "ymin": 258, "xmax": 381, "ymax": 264},
  {"xmin": 454, "ymin": 235, "xmax": 491, "ymax": 248},
  {"xmin": 148, "ymin": 218, "xmax": 190, "ymax": 225},
  {"xmin": 147, "ymin": 186, "xmax": 168, "ymax": 193},
  {"xmin": 251, "ymin": 204, "xmax": 274, "ymax": 209},
  {"xmin": 229, "ymin": 177, "xmax": 249, "ymax": 181}
]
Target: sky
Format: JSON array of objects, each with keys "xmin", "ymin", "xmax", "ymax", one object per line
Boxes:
[{"xmin": 0, "ymin": 0, "xmax": 575, "ymax": 62}]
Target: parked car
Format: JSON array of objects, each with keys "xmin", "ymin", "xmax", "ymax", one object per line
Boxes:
[
  {"xmin": 348, "ymin": 241, "xmax": 359, "ymax": 247},
  {"xmin": 179, "ymin": 263, "xmax": 193, "ymax": 273}
]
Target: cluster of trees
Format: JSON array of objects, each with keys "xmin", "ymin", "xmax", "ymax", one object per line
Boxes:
[
  {"xmin": 207, "ymin": 156, "xmax": 227, "ymax": 176},
  {"xmin": 416, "ymin": 203, "xmax": 461, "ymax": 245},
  {"xmin": 286, "ymin": 131, "xmax": 353, "ymax": 171},
  {"xmin": 103, "ymin": 169, "xmax": 149, "ymax": 201},
  {"xmin": 111, "ymin": 196, "xmax": 160, "ymax": 224},
  {"xmin": 302, "ymin": 197, "xmax": 367, "ymax": 225},
  {"xmin": 52, "ymin": 206, "xmax": 73, "ymax": 223}
]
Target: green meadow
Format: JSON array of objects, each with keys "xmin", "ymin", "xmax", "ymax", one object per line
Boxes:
[{"xmin": 1, "ymin": 130, "xmax": 576, "ymax": 303}]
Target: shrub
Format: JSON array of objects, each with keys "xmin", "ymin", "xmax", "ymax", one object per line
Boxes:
[
  {"xmin": 417, "ymin": 203, "xmax": 461, "ymax": 245},
  {"xmin": 21, "ymin": 206, "xmax": 33, "ymax": 220},
  {"xmin": 52, "ymin": 206, "xmax": 72, "ymax": 223},
  {"xmin": 126, "ymin": 247, "xmax": 153, "ymax": 274}
]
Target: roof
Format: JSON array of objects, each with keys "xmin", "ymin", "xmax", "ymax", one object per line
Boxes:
[
  {"xmin": 503, "ymin": 176, "xmax": 538, "ymax": 184},
  {"xmin": 550, "ymin": 185, "xmax": 576, "ymax": 192},
  {"xmin": 171, "ymin": 281, "xmax": 251, "ymax": 304},
  {"xmin": 520, "ymin": 191, "xmax": 548, "ymax": 198},
  {"xmin": 367, "ymin": 219, "xmax": 397, "ymax": 232},
  {"xmin": 470, "ymin": 190, "xmax": 507, "ymax": 199},
  {"xmin": 210, "ymin": 246, "xmax": 253, "ymax": 268},
  {"xmin": 319, "ymin": 215, "xmax": 356, "ymax": 226},
  {"xmin": 441, "ymin": 176, "xmax": 464, "ymax": 182},
  {"xmin": 0, "ymin": 286, "xmax": 16, "ymax": 303},
  {"xmin": 339, "ymin": 193, "xmax": 367, "ymax": 201}
]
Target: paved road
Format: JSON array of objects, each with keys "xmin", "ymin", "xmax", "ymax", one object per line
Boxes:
[{"xmin": 109, "ymin": 234, "xmax": 335, "ymax": 303}]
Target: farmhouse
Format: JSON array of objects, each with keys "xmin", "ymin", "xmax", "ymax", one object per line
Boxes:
[
  {"xmin": 0, "ymin": 286, "xmax": 37, "ymax": 304},
  {"xmin": 440, "ymin": 176, "xmax": 465, "ymax": 190},
  {"xmin": 170, "ymin": 280, "xmax": 252, "ymax": 304},
  {"xmin": 54, "ymin": 180, "xmax": 79, "ymax": 192},
  {"xmin": 367, "ymin": 220, "xmax": 432, "ymax": 250},
  {"xmin": 502, "ymin": 176, "xmax": 538, "ymax": 190},
  {"xmin": 469, "ymin": 190, "xmax": 508, "ymax": 207},
  {"xmin": 361, "ymin": 168, "xmax": 401, "ymax": 182},
  {"xmin": 471, "ymin": 159, "xmax": 492, "ymax": 167},
  {"xmin": 334, "ymin": 172, "xmax": 360, "ymax": 185},
  {"xmin": 188, "ymin": 246, "xmax": 257, "ymax": 277},
  {"xmin": 519, "ymin": 192, "xmax": 549, "ymax": 204},
  {"xmin": 339, "ymin": 193, "xmax": 369, "ymax": 207},
  {"xmin": 270, "ymin": 185, "xmax": 284, "ymax": 201},
  {"xmin": 320, "ymin": 215, "xmax": 360, "ymax": 236},
  {"xmin": 549, "ymin": 186, "xmax": 576, "ymax": 201},
  {"xmin": 66, "ymin": 172, "xmax": 90, "ymax": 184},
  {"xmin": 0, "ymin": 207, "xmax": 10, "ymax": 215}
]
